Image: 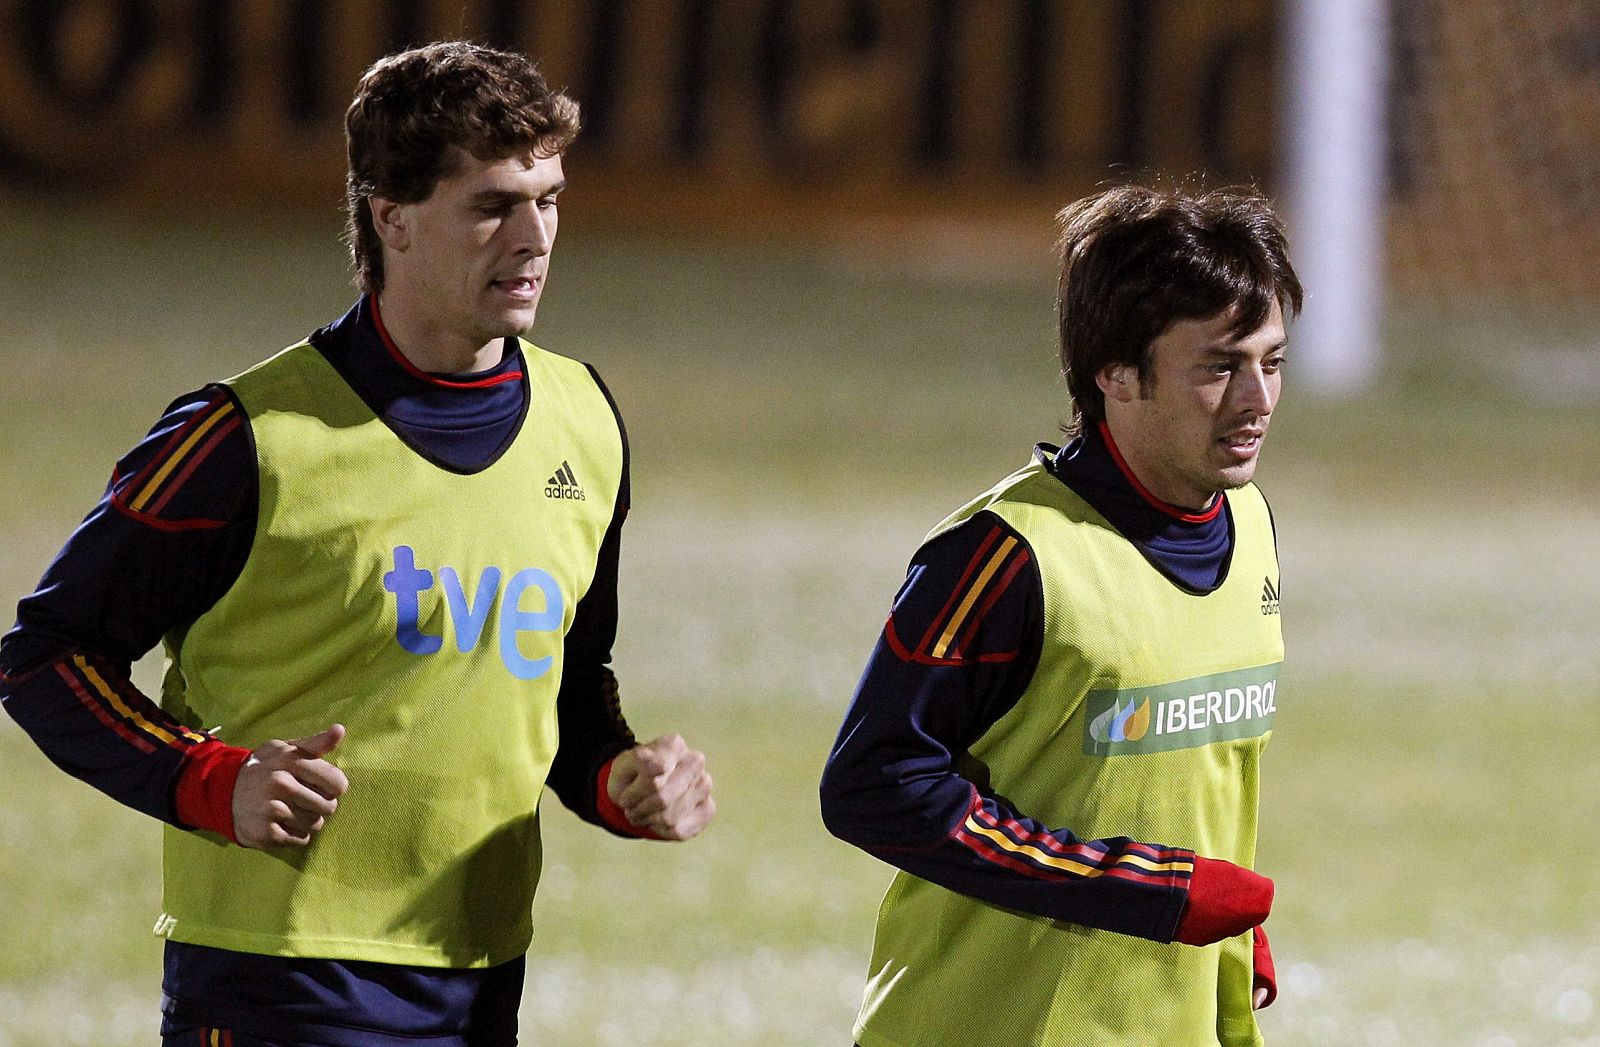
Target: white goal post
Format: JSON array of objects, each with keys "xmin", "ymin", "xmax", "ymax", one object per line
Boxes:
[{"xmin": 1280, "ymin": 0, "xmax": 1390, "ymax": 395}]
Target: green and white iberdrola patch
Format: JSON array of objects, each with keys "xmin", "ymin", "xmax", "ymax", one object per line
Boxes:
[{"xmin": 1083, "ymin": 663, "xmax": 1280, "ymax": 756}]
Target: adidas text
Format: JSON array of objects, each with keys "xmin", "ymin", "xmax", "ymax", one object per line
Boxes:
[{"xmin": 545, "ymin": 460, "xmax": 586, "ymax": 500}]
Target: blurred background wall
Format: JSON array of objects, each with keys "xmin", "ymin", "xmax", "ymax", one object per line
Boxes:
[
  {"xmin": 0, "ymin": 1, "xmax": 1276, "ymax": 210},
  {"xmin": 3, "ymin": 7, "xmax": 1596, "ymax": 254},
  {"xmin": 5, "ymin": 1, "xmax": 1596, "ymax": 384}
]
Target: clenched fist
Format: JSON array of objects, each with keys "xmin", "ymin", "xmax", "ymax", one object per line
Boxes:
[
  {"xmin": 232, "ymin": 724, "xmax": 350, "ymax": 849},
  {"xmin": 605, "ymin": 733, "xmax": 715, "ymax": 841}
]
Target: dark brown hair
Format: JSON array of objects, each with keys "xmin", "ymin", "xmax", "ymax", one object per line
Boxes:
[
  {"xmin": 344, "ymin": 41, "xmax": 580, "ymax": 293},
  {"xmin": 1056, "ymin": 184, "xmax": 1303, "ymax": 433}
]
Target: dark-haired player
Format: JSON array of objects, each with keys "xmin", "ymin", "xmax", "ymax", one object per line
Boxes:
[
  {"xmin": 821, "ymin": 184, "xmax": 1301, "ymax": 1047},
  {"xmin": 2, "ymin": 42, "xmax": 713, "ymax": 1046}
]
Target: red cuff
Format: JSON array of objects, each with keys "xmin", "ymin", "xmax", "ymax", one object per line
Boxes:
[
  {"xmin": 1173, "ymin": 856, "xmax": 1274, "ymax": 946},
  {"xmin": 1253, "ymin": 925, "xmax": 1277, "ymax": 1007},
  {"xmin": 174, "ymin": 739, "xmax": 250, "ymax": 844},
  {"xmin": 594, "ymin": 756, "xmax": 663, "ymax": 840}
]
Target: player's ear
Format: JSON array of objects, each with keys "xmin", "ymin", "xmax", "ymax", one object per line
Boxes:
[
  {"xmin": 1096, "ymin": 362, "xmax": 1138, "ymax": 404},
  {"xmin": 368, "ymin": 196, "xmax": 410, "ymax": 252}
]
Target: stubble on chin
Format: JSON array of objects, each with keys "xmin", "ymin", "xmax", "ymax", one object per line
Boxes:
[
  {"xmin": 480, "ymin": 304, "xmax": 540, "ymax": 341},
  {"xmin": 1216, "ymin": 457, "xmax": 1263, "ymax": 493}
]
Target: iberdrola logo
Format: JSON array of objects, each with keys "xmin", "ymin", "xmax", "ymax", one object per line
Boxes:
[
  {"xmin": 1089, "ymin": 696, "xmax": 1150, "ymax": 744},
  {"xmin": 1082, "ymin": 664, "xmax": 1281, "ymax": 756}
]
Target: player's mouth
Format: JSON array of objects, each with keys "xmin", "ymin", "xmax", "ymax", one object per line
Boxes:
[
  {"xmin": 1218, "ymin": 427, "xmax": 1265, "ymax": 461},
  {"xmin": 490, "ymin": 275, "xmax": 540, "ymax": 302}
]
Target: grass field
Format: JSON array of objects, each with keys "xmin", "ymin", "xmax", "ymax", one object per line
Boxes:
[{"xmin": 2, "ymin": 200, "xmax": 1600, "ymax": 1045}]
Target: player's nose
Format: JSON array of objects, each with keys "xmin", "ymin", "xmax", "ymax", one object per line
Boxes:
[
  {"xmin": 509, "ymin": 201, "xmax": 555, "ymax": 256},
  {"xmin": 1231, "ymin": 364, "xmax": 1276, "ymax": 415}
]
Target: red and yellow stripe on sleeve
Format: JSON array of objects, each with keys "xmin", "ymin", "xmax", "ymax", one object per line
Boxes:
[
  {"xmin": 885, "ymin": 523, "xmax": 1032, "ymax": 665},
  {"xmin": 112, "ymin": 395, "xmax": 242, "ymax": 529},
  {"xmin": 953, "ymin": 790, "xmax": 1195, "ymax": 889},
  {"xmin": 54, "ymin": 653, "xmax": 209, "ymax": 754}
]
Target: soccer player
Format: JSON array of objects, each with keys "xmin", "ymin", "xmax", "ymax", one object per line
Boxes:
[
  {"xmin": 820, "ymin": 184, "xmax": 1302, "ymax": 1047},
  {"xmin": 0, "ymin": 42, "xmax": 714, "ymax": 1046}
]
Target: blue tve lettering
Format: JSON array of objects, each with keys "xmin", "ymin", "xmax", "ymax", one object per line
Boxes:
[
  {"xmin": 386, "ymin": 548, "xmax": 564, "ymax": 678},
  {"xmin": 383, "ymin": 545, "xmax": 442, "ymax": 654},
  {"xmin": 440, "ymin": 566, "xmax": 502, "ymax": 653},
  {"xmin": 499, "ymin": 568, "xmax": 563, "ymax": 680}
]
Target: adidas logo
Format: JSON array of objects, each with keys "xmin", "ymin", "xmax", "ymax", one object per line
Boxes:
[
  {"xmin": 544, "ymin": 460, "xmax": 586, "ymax": 501},
  {"xmin": 1261, "ymin": 576, "xmax": 1280, "ymax": 616}
]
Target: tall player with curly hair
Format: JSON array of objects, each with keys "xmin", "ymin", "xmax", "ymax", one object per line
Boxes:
[{"xmin": 2, "ymin": 42, "xmax": 714, "ymax": 1046}]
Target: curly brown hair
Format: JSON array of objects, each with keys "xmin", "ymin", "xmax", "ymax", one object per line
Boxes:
[
  {"xmin": 344, "ymin": 42, "xmax": 581, "ymax": 293},
  {"xmin": 1056, "ymin": 184, "xmax": 1303, "ymax": 434}
]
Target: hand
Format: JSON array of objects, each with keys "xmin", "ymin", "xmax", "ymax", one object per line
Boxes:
[
  {"xmin": 605, "ymin": 734, "xmax": 715, "ymax": 841},
  {"xmin": 1252, "ymin": 925, "xmax": 1277, "ymax": 1009},
  {"xmin": 232, "ymin": 724, "xmax": 350, "ymax": 849}
]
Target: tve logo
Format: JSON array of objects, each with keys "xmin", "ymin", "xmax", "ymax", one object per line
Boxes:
[{"xmin": 382, "ymin": 546, "xmax": 564, "ymax": 680}]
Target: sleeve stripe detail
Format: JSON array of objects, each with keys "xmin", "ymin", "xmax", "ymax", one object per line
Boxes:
[
  {"xmin": 916, "ymin": 525, "xmax": 1003, "ymax": 655},
  {"xmin": 0, "ymin": 662, "xmax": 51, "ymax": 686},
  {"xmin": 972, "ymin": 804, "xmax": 1115, "ymax": 868},
  {"xmin": 950, "ymin": 547, "xmax": 1032, "ymax": 660},
  {"xmin": 976, "ymin": 805, "xmax": 1193, "ymax": 874},
  {"xmin": 120, "ymin": 393, "xmax": 228, "ymax": 501},
  {"xmin": 958, "ymin": 818, "xmax": 1105, "ymax": 877},
  {"xmin": 973, "ymin": 804, "xmax": 1106, "ymax": 860},
  {"xmin": 145, "ymin": 414, "xmax": 242, "ymax": 516},
  {"xmin": 958, "ymin": 817, "xmax": 1194, "ymax": 881},
  {"xmin": 952, "ymin": 825, "xmax": 1068, "ymax": 879},
  {"xmin": 109, "ymin": 498, "xmax": 230, "ymax": 532},
  {"xmin": 69, "ymin": 655, "xmax": 207, "ymax": 749},
  {"xmin": 128, "ymin": 400, "xmax": 237, "ymax": 511},
  {"xmin": 930, "ymin": 536, "xmax": 1018, "ymax": 659},
  {"xmin": 883, "ymin": 615, "xmax": 1021, "ymax": 666},
  {"xmin": 955, "ymin": 803, "xmax": 1195, "ymax": 884},
  {"xmin": 55, "ymin": 661, "xmax": 157, "ymax": 754}
]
